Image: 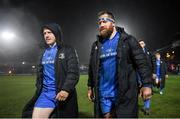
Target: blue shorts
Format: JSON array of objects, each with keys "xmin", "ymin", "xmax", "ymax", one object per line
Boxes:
[
  {"xmin": 34, "ymin": 88, "xmax": 57, "ymax": 108},
  {"xmin": 100, "ymin": 97, "xmax": 116, "ymax": 114},
  {"xmin": 156, "ymin": 75, "xmax": 161, "ymax": 79}
]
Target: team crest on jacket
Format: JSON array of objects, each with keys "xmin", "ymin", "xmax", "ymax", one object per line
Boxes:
[{"xmin": 59, "ymin": 53, "xmax": 65, "ymax": 59}]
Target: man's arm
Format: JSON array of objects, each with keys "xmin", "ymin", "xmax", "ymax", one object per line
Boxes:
[
  {"xmin": 127, "ymin": 36, "xmax": 152, "ymax": 99},
  {"xmin": 61, "ymin": 47, "xmax": 80, "ymax": 92},
  {"xmin": 87, "ymin": 43, "xmax": 96, "ymax": 102},
  {"xmin": 56, "ymin": 46, "xmax": 79, "ymax": 101},
  {"xmin": 164, "ymin": 61, "xmax": 168, "ymax": 79}
]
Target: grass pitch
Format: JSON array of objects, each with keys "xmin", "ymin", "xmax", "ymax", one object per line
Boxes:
[{"xmin": 0, "ymin": 74, "xmax": 180, "ymax": 117}]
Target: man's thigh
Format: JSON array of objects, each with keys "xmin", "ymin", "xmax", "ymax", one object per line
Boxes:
[{"xmin": 32, "ymin": 107, "xmax": 54, "ymax": 118}]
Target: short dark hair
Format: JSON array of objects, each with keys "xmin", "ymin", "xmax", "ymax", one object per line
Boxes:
[
  {"xmin": 138, "ymin": 38, "xmax": 144, "ymax": 42},
  {"xmin": 98, "ymin": 10, "xmax": 115, "ymax": 20},
  {"xmin": 155, "ymin": 52, "xmax": 161, "ymax": 55}
]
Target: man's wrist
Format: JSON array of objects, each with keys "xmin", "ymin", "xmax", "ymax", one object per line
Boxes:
[{"xmin": 88, "ymin": 87, "xmax": 92, "ymax": 90}]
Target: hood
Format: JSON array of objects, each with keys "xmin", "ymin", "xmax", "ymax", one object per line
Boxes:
[{"xmin": 42, "ymin": 23, "xmax": 63, "ymax": 47}]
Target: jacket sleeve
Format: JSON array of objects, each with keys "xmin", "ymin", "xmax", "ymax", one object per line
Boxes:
[
  {"xmin": 127, "ymin": 36, "xmax": 152, "ymax": 86},
  {"xmin": 35, "ymin": 52, "xmax": 44, "ymax": 89},
  {"xmin": 87, "ymin": 42, "xmax": 96, "ymax": 88},
  {"xmin": 150, "ymin": 53, "xmax": 156, "ymax": 73},
  {"xmin": 61, "ymin": 47, "xmax": 80, "ymax": 93},
  {"xmin": 148, "ymin": 50, "xmax": 155, "ymax": 70},
  {"xmin": 152, "ymin": 54, "xmax": 157, "ymax": 74},
  {"xmin": 164, "ymin": 61, "xmax": 168, "ymax": 75},
  {"xmin": 35, "ymin": 64, "xmax": 43, "ymax": 88}
]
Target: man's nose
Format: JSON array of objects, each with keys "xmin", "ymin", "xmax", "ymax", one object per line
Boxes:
[
  {"xmin": 99, "ymin": 24, "xmax": 105, "ymax": 29},
  {"xmin": 100, "ymin": 22, "xmax": 105, "ymax": 27},
  {"xmin": 45, "ymin": 34, "xmax": 49, "ymax": 38}
]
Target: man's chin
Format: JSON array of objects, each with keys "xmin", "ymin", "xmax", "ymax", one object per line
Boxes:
[
  {"xmin": 100, "ymin": 30, "xmax": 112, "ymax": 38},
  {"xmin": 100, "ymin": 31, "xmax": 112, "ymax": 39},
  {"xmin": 46, "ymin": 42, "xmax": 54, "ymax": 46},
  {"xmin": 46, "ymin": 42, "xmax": 51, "ymax": 45}
]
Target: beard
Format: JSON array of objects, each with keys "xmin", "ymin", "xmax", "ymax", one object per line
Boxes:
[{"xmin": 99, "ymin": 26, "xmax": 113, "ymax": 39}]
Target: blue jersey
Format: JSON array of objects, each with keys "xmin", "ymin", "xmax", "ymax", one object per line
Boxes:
[
  {"xmin": 99, "ymin": 32, "xmax": 120, "ymax": 98},
  {"xmin": 42, "ymin": 43, "xmax": 58, "ymax": 91},
  {"xmin": 156, "ymin": 60, "xmax": 161, "ymax": 77}
]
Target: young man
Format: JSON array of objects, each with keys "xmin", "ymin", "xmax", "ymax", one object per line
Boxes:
[
  {"xmin": 22, "ymin": 23, "xmax": 79, "ymax": 118},
  {"xmin": 138, "ymin": 39, "xmax": 154, "ymax": 115},
  {"xmin": 87, "ymin": 11, "xmax": 152, "ymax": 118},
  {"xmin": 153, "ymin": 52, "xmax": 168, "ymax": 95}
]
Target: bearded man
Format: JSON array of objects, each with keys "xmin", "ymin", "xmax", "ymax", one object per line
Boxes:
[{"xmin": 87, "ymin": 11, "xmax": 152, "ymax": 118}]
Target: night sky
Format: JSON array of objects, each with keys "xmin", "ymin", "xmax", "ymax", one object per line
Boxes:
[{"xmin": 0, "ymin": 0, "xmax": 180, "ymax": 64}]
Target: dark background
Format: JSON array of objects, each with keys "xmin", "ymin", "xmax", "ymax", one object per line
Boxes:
[{"xmin": 0, "ymin": 0, "xmax": 179, "ymax": 65}]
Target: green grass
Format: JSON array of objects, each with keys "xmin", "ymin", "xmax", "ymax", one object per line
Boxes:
[
  {"xmin": 0, "ymin": 75, "xmax": 180, "ymax": 117},
  {"xmin": 139, "ymin": 75, "xmax": 180, "ymax": 118}
]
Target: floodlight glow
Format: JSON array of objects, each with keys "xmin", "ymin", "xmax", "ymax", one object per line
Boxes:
[
  {"xmin": 116, "ymin": 22, "xmax": 132, "ymax": 34},
  {"xmin": 1, "ymin": 31, "xmax": 15, "ymax": 41},
  {"xmin": 32, "ymin": 65, "xmax": 36, "ymax": 68},
  {"xmin": 8, "ymin": 70, "xmax": 12, "ymax": 74}
]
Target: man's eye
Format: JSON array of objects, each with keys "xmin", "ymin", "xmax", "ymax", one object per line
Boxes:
[
  {"xmin": 103, "ymin": 21, "xmax": 107, "ymax": 23},
  {"xmin": 98, "ymin": 20, "xmax": 107, "ymax": 25}
]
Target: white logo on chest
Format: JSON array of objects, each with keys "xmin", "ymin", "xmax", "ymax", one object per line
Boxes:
[{"xmin": 59, "ymin": 53, "xmax": 65, "ymax": 59}]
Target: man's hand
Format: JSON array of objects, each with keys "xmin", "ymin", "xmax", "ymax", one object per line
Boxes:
[
  {"xmin": 87, "ymin": 87, "xmax": 94, "ymax": 102},
  {"xmin": 56, "ymin": 90, "xmax": 69, "ymax": 101},
  {"xmin": 140, "ymin": 87, "xmax": 152, "ymax": 100},
  {"xmin": 165, "ymin": 74, "xmax": 168, "ymax": 79},
  {"xmin": 152, "ymin": 73, "xmax": 157, "ymax": 79}
]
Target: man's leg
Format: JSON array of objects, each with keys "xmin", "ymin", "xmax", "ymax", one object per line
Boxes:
[
  {"xmin": 143, "ymin": 99, "xmax": 151, "ymax": 115},
  {"xmin": 159, "ymin": 80, "xmax": 164, "ymax": 95},
  {"xmin": 100, "ymin": 97, "xmax": 116, "ymax": 118},
  {"xmin": 32, "ymin": 107, "xmax": 54, "ymax": 118},
  {"xmin": 104, "ymin": 112, "xmax": 112, "ymax": 118}
]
